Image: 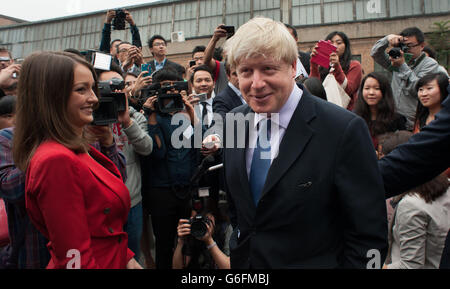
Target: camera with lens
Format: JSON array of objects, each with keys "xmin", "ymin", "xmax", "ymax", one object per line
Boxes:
[
  {"xmin": 189, "ymin": 214, "xmax": 212, "ymax": 239},
  {"xmin": 141, "ymin": 81, "xmax": 187, "ymax": 114},
  {"xmin": 388, "ymin": 42, "xmax": 409, "ymax": 59},
  {"xmin": 112, "ymin": 9, "xmax": 126, "ymax": 30},
  {"xmin": 92, "ymin": 78, "xmax": 127, "ymax": 126}
]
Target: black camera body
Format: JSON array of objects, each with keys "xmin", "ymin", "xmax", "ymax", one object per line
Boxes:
[
  {"xmin": 388, "ymin": 42, "xmax": 409, "ymax": 59},
  {"xmin": 189, "ymin": 215, "xmax": 211, "ymax": 239},
  {"xmin": 141, "ymin": 81, "xmax": 188, "ymax": 114},
  {"xmin": 92, "ymin": 79, "xmax": 126, "ymax": 126},
  {"xmin": 113, "ymin": 9, "xmax": 126, "ymax": 30}
]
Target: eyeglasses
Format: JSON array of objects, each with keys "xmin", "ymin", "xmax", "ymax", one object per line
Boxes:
[
  {"xmin": 406, "ymin": 43, "xmax": 421, "ymax": 48},
  {"xmin": 0, "ymin": 57, "xmax": 11, "ymax": 62},
  {"xmin": 153, "ymin": 42, "xmax": 166, "ymax": 47}
]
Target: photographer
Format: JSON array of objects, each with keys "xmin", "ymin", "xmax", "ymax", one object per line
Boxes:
[
  {"xmin": 97, "ymin": 63, "xmax": 153, "ymax": 262},
  {"xmin": 140, "ymin": 67, "xmax": 205, "ymax": 269},
  {"xmin": 371, "ymin": 27, "xmax": 443, "ymax": 130},
  {"xmin": 99, "ymin": 10, "xmax": 142, "ymax": 59},
  {"xmin": 116, "ymin": 41, "xmax": 144, "ymax": 75},
  {"xmin": 173, "ymin": 205, "xmax": 231, "ymax": 269}
]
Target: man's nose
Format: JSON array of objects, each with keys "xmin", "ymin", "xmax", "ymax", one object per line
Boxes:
[{"xmin": 251, "ymin": 70, "xmax": 265, "ymax": 90}]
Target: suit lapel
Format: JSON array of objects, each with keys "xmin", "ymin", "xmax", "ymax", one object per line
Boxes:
[
  {"xmin": 80, "ymin": 148, "xmax": 130, "ymax": 211},
  {"xmin": 230, "ymin": 106, "xmax": 255, "ymax": 209},
  {"xmin": 262, "ymin": 92, "xmax": 316, "ymax": 198}
]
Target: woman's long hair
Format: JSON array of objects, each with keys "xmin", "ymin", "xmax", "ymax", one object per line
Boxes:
[
  {"xmin": 414, "ymin": 73, "xmax": 449, "ymax": 130},
  {"xmin": 319, "ymin": 31, "xmax": 352, "ymax": 80},
  {"xmin": 13, "ymin": 51, "xmax": 98, "ymax": 171},
  {"xmin": 353, "ymin": 72, "xmax": 397, "ymax": 136}
]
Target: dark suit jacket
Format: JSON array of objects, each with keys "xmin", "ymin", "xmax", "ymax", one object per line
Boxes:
[
  {"xmin": 148, "ymin": 58, "xmax": 185, "ymax": 78},
  {"xmin": 213, "ymin": 84, "xmax": 244, "ymax": 122},
  {"xmin": 223, "ymin": 88, "xmax": 388, "ymax": 269},
  {"xmin": 379, "ymin": 85, "xmax": 450, "ymax": 198},
  {"xmin": 299, "ymin": 51, "xmax": 311, "ymax": 76}
]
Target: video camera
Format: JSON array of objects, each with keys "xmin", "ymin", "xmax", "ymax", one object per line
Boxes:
[
  {"xmin": 141, "ymin": 81, "xmax": 188, "ymax": 114},
  {"xmin": 112, "ymin": 9, "xmax": 126, "ymax": 30},
  {"xmin": 92, "ymin": 78, "xmax": 127, "ymax": 126},
  {"xmin": 388, "ymin": 42, "xmax": 409, "ymax": 59}
]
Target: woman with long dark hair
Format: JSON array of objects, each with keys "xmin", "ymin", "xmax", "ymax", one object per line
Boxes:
[
  {"xmin": 353, "ymin": 72, "xmax": 406, "ymax": 149},
  {"xmin": 413, "ymin": 73, "xmax": 449, "ymax": 133},
  {"xmin": 310, "ymin": 31, "xmax": 363, "ymax": 110},
  {"xmin": 413, "ymin": 72, "xmax": 449, "ymax": 178},
  {"xmin": 13, "ymin": 51, "xmax": 142, "ymax": 269}
]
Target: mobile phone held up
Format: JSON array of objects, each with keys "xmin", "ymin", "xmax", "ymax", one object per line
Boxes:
[
  {"xmin": 189, "ymin": 60, "xmax": 196, "ymax": 68},
  {"xmin": 141, "ymin": 63, "xmax": 152, "ymax": 78},
  {"xmin": 220, "ymin": 25, "xmax": 235, "ymax": 39},
  {"xmin": 311, "ymin": 40, "xmax": 337, "ymax": 69}
]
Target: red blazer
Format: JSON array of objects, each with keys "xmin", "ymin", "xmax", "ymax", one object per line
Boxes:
[{"xmin": 25, "ymin": 140, "xmax": 134, "ymax": 269}]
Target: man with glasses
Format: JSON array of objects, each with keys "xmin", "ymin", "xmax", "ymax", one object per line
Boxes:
[
  {"xmin": 371, "ymin": 27, "xmax": 443, "ymax": 130},
  {"xmin": 116, "ymin": 41, "xmax": 144, "ymax": 75},
  {"xmin": 146, "ymin": 35, "xmax": 185, "ymax": 79}
]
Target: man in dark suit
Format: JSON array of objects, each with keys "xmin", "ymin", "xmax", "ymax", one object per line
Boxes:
[
  {"xmin": 213, "ymin": 61, "xmax": 245, "ymax": 121},
  {"xmin": 146, "ymin": 35, "xmax": 185, "ymax": 78},
  {"xmin": 285, "ymin": 23, "xmax": 311, "ymax": 78},
  {"xmin": 221, "ymin": 17, "xmax": 388, "ymax": 269}
]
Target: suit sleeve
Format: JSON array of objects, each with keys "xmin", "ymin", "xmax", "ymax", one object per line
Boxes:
[
  {"xmin": 379, "ymin": 95, "xmax": 450, "ymax": 197},
  {"xmin": 335, "ymin": 116, "xmax": 388, "ymax": 268},
  {"xmin": 27, "ymin": 153, "xmax": 100, "ymax": 269}
]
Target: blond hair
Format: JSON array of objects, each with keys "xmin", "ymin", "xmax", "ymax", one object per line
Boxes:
[{"xmin": 223, "ymin": 17, "xmax": 298, "ymax": 68}]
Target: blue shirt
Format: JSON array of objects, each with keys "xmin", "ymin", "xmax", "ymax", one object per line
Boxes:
[{"xmin": 154, "ymin": 58, "xmax": 167, "ymax": 72}]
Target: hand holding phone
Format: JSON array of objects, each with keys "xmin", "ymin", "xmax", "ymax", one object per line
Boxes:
[
  {"xmin": 220, "ymin": 25, "xmax": 235, "ymax": 39},
  {"xmin": 141, "ymin": 63, "xmax": 152, "ymax": 77}
]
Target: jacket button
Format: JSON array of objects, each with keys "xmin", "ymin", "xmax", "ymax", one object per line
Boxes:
[
  {"xmin": 104, "ymin": 208, "xmax": 111, "ymax": 215},
  {"xmin": 108, "ymin": 227, "xmax": 114, "ymax": 234},
  {"xmin": 118, "ymin": 236, "xmax": 122, "ymax": 244}
]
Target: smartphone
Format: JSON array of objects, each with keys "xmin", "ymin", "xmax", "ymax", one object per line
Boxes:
[
  {"xmin": 195, "ymin": 93, "xmax": 208, "ymax": 102},
  {"xmin": 189, "ymin": 60, "xmax": 196, "ymax": 67},
  {"xmin": 221, "ymin": 25, "xmax": 235, "ymax": 39},
  {"xmin": 141, "ymin": 63, "xmax": 152, "ymax": 77}
]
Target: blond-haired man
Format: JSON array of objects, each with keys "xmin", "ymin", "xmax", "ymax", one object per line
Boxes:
[{"xmin": 222, "ymin": 17, "xmax": 388, "ymax": 269}]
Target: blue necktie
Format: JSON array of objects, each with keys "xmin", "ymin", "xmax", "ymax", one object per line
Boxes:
[{"xmin": 249, "ymin": 119, "xmax": 271, "ymax": 206}]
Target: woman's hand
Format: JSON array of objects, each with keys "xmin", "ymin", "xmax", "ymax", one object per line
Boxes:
[
  {"xmin": 177, "ymin": 219, "xmax": 191, "ymax": 245},
  {"xmin": 86, "ymin": 125, "xmax": 114, "ymax": 147},
  {"xmin": 329, "ymin": 52, "xmax": 340, "ymax": 68},
  {"xmin": 126, "ymin": 258, "xmax": 143, "ymax": 269}
]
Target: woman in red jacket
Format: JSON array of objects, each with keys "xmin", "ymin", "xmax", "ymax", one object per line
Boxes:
[
  {"xmin": 13, "ymin": 51, "xmax": 142, "ymax": 269},
  {"xmin": 310, "ymin": 31, "xmax": 363, "ymax": 111}
]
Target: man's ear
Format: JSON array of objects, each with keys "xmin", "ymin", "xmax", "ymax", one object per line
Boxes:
[{"xmin": 292, "ymin": 60, "xmax": 297, "ymax": 79}]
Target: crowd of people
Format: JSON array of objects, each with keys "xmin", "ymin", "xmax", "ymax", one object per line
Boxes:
[{"xmin": 0, "ymin": 10, "xmax": 449, "ymax": 270}]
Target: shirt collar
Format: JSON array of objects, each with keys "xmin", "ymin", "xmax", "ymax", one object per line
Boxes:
[{"xmin": 154, "ymin": 58, "xmax": 167, "ymax": 66}]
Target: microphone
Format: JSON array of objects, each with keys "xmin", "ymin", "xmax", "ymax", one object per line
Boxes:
[{"xmin": 190, "ymin": 155, "xmax": 215, "ymax": 183}]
